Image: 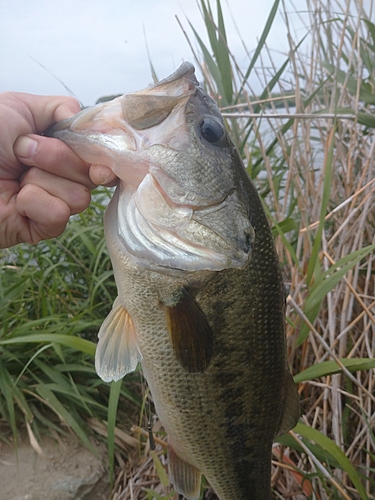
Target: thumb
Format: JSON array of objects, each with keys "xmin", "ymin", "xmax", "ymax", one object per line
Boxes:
[{"xmin": 24, "ymin": 93, "xmax": 82, "ymax": 132}]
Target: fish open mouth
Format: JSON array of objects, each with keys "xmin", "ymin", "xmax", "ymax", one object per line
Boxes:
[
  {"xmin": 47, "ymin": 62, "xmax": 254, "ymax": 273},
  {"xmin": 47, "ymin": 62, "xmax": 198, "ymax": 189}
]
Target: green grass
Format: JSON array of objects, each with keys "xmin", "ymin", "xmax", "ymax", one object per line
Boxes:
[
  {"xmin": 0, "ymin": 189, "xmax": 141, "ymax": 482},
  {"xmin": 1, "ymin": 1, "xmax": 375, "ymax": 499}
]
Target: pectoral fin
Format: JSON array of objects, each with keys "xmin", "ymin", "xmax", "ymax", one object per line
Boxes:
[
  {"xmin": 276, "ymin": 370, "xmax": 300, "ymax": 436},
  {"xmin": 165, "ymin": 289, "xmax": 213, "ymax": 373},
  {"xmin": 95, "ymin": 297, "xmax": 142, "ymax": 382},
  {"xmin": 168, "ymin": 445, "xmax": 201, "ymax": 500}
]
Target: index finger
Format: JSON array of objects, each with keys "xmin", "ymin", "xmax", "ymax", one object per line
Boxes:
[
  {"xmin": 23, "ymin": 93, "xmax": 82, "ymax": 132},
  {"xmin": 14, "ymin": 133, "xmax": 96, "ymax": 189}
]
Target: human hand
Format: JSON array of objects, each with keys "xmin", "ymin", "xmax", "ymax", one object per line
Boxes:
[{"xmin": 0, "ymin": 92, "xmax": 117, "ymax": 249}]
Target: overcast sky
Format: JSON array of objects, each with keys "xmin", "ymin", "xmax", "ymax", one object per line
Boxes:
[
  {"xmin": 0, "ymin": 0, "xmax": 294, "ymax": 106},
  {"xmin": 1, "ymin": 1, "xmax": 373, "ymax": 106}
]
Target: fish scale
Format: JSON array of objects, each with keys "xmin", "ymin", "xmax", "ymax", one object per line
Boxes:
[{"xmin": 47, "ymin": 62, "xmax": 299, "ymax": 500}]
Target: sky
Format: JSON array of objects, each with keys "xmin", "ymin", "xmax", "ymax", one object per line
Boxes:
[
  {"xmin": 0, "ymin": 0, "xmax": 291, "ymax": 106},
  {"xmin": 1, "ymin": 1, "xmax": 373, "ymax": 107}
]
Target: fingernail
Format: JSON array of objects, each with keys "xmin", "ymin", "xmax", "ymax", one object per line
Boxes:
[
  {"xmin": 102, "ymin": 174, "xmax": 115, "ymax": 185},
  {"xmin": 89, "ymin": 165, "xmax": 115, "ymax": 185},
  {"xmin": 14, "ymin": 136, "xmax": 38, "ymax": 159}
]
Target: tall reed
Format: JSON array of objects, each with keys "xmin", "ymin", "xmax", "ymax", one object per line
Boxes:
[{"xmin": 1, "ymin": 1, "xmax": 374, "ymax": 499}]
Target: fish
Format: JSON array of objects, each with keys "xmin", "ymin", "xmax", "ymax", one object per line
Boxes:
[{"xmin": 47, "ymin": 62, "xmax": 299, "ymax": 500}]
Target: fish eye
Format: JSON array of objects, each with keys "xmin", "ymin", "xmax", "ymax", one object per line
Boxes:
[{"xmin": 199, "ymin": 118, "xmax": 224, "ymax": 144}]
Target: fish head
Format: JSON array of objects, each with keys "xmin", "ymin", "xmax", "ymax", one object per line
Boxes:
[{"xmin": 48, "ymin": 62, "xmax": 254, "ymax": 273}]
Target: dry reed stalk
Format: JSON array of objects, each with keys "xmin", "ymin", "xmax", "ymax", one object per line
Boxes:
[
  {"xmin": 273, "ymin": 1, "xmax": 374, "ymax": 497},
  {"xmin": 228, "ymin": 1, "xmax": 373, "ymax": 497},
  {"xmin": 115, "ymin": 1, "xmax": 375, "ymax": 498}
]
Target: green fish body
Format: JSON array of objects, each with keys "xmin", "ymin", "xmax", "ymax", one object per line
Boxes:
[{"xmin": 48, "ymin": 62, "xmax": 299, "ymax": 500}]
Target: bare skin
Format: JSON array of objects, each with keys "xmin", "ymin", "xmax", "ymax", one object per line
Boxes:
[{"xmin": 0, "ymin": 92, "xmax": 117, "ymax": 249}]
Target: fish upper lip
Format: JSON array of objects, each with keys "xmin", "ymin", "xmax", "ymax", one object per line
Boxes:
[
  {"xmin": 46, "ymin": 62, "xmax": 198, "ymax": 139},
  {"xmin": 46, "ymin": 64, "xmax": 239, "ymax": 217}
]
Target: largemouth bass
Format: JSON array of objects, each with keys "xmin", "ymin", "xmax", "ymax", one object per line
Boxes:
[{"xmin": 48, "ymin": 62, "xmax": 299, "ymax": 500}]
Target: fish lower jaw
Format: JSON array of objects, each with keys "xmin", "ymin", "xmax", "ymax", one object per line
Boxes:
[{"xmin": 112, "ymin": 181, "xmax": 249, "ymax": 273}]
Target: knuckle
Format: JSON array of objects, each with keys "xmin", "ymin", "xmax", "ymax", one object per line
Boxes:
[
  {"xmin": 16, "ymin": 182, "xmax": 34, "ymax": 205},
  {"xmin": 45, "ymin": 203, "xmax": 70, "ymax": 230},
  {"xmin": 21, "ymin": 166, "xmax": 42, "ymax": 184},
  {"xmin": 70, "ymin": 186, "xmax": 91, "ymax": 214},
  {"xmin": 63, "ymin": 96, "xmax": 80, "ymax": 108}
]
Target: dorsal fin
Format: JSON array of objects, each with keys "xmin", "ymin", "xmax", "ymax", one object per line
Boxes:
[
  {"xmin": 164, "ymin": 289, "xmax": 213, "ymax": 373},
  {"xmin": 168, "ymin": 444, "xmax": 202, "ymax": 500},
  {"xmin": 95, "ymin": 297, "xmax": 142, "ymax": 382},
  {"xmin": 276, "ymin": 370, "xmax": 300, "ymax": 436}
]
